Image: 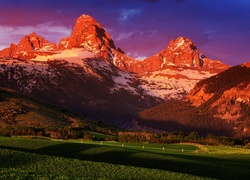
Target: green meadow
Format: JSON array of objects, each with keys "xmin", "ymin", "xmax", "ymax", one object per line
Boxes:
[{"xmin": 0, "ymin": 136, "xmax": 250, "ymax": 179}]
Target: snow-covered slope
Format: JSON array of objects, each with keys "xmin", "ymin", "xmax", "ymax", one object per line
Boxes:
[
  {"xmin": 0, "ymin": 49, "xmax": 160, "ymax": 126},
  {"xmin": 33, "ymin": 49, "xmax": 95, "ymax": 62},
  {"xmin": 139, "ymin": 67, "xmax": 216, "ymax": 99}
]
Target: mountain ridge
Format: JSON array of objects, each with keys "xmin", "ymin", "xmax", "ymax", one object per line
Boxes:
[
  {"xmin": 0, "ymin": 14, "xmax": 229, "ymax": 73},
  {"xmin": 0, "ymin": 14, "xmax": 229, "ymax": 102},
  {"xmin": 0, "ymin": 13, "xmax": 232, "ymax": 129}
]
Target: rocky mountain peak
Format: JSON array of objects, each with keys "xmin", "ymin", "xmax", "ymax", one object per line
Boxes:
[
  {"xmin": 168, "ymin": 36, "xmax": 195, "ymax": 51},
  {"xmin": 162, "ymin": 36, "xmax": 206, "ymax": 68},
  {"xmin": 17, "ymin": 32, "xmax": 56, "ymax": 52},
  {"xmin": 58, "ymin": 14, "xmax": 117, "ymax": 60},
  {"xmin": 0, "ymin": 14, "xmax": 228, "ymax": 73},
  {"xmin": 0, "ymin": 32, "xmax": 56, "ymax": 59},
  {"xmin": 114, "ymin": 35, "xmax": 229, "ymax": 74}
]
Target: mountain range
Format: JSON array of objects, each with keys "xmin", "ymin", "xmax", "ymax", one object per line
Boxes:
[{"xmin": 1, "ymin": 14, "xmax": 248, "ymax": 137}]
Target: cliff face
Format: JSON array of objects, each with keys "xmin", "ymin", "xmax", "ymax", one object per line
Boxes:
[{"xmin": 58, "ymin": 14, "xmax": 118, "ymax": 61}]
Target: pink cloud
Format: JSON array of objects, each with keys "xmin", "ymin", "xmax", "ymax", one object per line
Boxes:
[{"xmin": 0, "ymin": 23, "xmax": 71, "ymax": 49}]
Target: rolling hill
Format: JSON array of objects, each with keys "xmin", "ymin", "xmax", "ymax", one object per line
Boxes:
[{"xmin": 0, "ymin": 86, "xmax": 105, "ymax": 130}]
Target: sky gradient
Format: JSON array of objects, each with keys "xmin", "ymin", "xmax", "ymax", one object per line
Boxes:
[{"xmin": 0, "ymin": 0, "xmax": 249, "ymax": 66}]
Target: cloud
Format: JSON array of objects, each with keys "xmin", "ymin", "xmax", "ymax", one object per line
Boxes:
[
  {"xmin": 0, "ymin": 23, "xmax": 71, "ymax": 49},
  {"xmin": 115, "ymin": 32, "xmax": 134, "ymax": 41},
  {"xmin": 134, "ymin": 55, "xmax": 147, "ymax": 60},
  {"xmin": 126, "ymin": 51, "xmax": 147, "ymax": 60},
  {"xmin": 118, "ymin": 9, "xmax": 141, "ymax": 21},
  {"xmin": 201, "ymin": 30, "xmax": 216, "ymax": 41}
]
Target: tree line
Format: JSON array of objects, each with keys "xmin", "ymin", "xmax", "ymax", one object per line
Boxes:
[
  {"xmin": 117, "ymin": 131, "xmax": 249, "ymax": 146},
  {"xmin": 0, "ymin": 125, "xmax": 249, "ymax": 146},
  {"xmin": 0, "ymin": 126, "xmax": 92, "ymax": 140}
]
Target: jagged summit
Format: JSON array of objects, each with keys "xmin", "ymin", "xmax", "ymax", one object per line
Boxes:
[
  {"xmin": 157, "ymin": 36, "xmax": 204, "ymax": 67},
  {"xmin": 18, "ymin": 32, "xmax": 56, "ymax": 51},
  {"xmin": 169, "ymin": 36, "xmax": 194, "ymax": 50},
  {"xmin": 58, "ymin": 14, "xmax": 117, "ymax": 60},
  {"xmin": 164, "ymin": 36, "xmax": 206, "ymax": 67},
  {"xmin": 0, "ymin": 14, "xmax": 120, "ymax": 61},
  {"xmin": 114, "ymin": 35, "xmax": 229, "ymax": 74},
  {"xmin": 0, "ymin": 32, "xmax": 56, "ymax": 59},
  {"xmin": 0, "ymin": 13, "xmax": 228, "ymax": 72}
]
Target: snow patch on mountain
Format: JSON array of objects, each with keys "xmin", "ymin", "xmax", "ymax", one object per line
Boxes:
[
  {"xmin": 178, "ymin": 69, "xmax": 214, "ymax": 79},
  {"xmin": 160, "ymin": 57, "xmax": 167, "ymax": 68},
  {"xmin": 33, "ymin": 49, "xmax": 95, "ymax": 63},
  {"xmin": 140, "ymin": 76, "xmax": 197, "ymax": 99},
  {"xmin": 0, "ymin": 59, "xmax": 58, "ymax": 93},
  {"xmin": 112, "ymin": 71, "xmax": 139, "ymax": 95},
  {"xmin": 139, "ymin": 68, "xmax": 216, "ymax": 99},
  {"xmin": 174, "ymin": 37, "xmax": 185, "ymax": 50}
]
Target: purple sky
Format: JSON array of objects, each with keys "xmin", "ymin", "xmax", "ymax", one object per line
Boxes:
[{"xmin": 0, "ymin": 0, "xmax": 250, "ymax": 65}]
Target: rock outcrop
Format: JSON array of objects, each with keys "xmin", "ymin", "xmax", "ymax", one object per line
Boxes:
[
  {"xmin": 114, "ymin": 36, "xmax": 229, "ymax": 74},
  {"xmin": 0, "ymin": 32, "xmax": 56, "ymax": 59},
  {"xmin": 58, "ymin": 14, "xmax": 118, "ymax": 61},
  {"xmin": 187, "ymin": 63, "xmax": 250, "ymax": 136}
]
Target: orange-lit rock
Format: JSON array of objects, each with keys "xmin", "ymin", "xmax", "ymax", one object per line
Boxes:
[
  {"xmin": 0, "ymin": 47, "xmax": 11, "ymax": 57},
  {"xmin": 188, "ymin": 84, "xmax": 215, "ymax": 106},
  {"xmin": 242, "ymin": 62, "xmax": 250, "ymax": 68},
  {"xmin": 0, "ymin": 32, "xmax": 56, "ymax": 60},
  {"xmin": 58, "ymin": 14, "xmax": 117, "ymax": 61},
  {"xmin": 188, "ymin": 63, "xmax": 250, "ymax": 124},
  {"xmin": 114, "ymin": 36, "xmax": 229, "ymax": 74}
]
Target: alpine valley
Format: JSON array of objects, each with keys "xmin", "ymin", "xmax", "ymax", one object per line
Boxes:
[{"xmin": 1, "ymin": 14, "xmax": 249, "ymax": 137}]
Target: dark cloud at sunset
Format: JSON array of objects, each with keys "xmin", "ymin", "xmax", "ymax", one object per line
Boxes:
[{"xmin": 0, "ymin": 0, "xmax": 250, "ymax": 65}]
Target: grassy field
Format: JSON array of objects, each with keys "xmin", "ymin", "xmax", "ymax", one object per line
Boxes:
[{"xmin": 0, "ymin": 136, "xmax": 250, "ymax": 179}]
